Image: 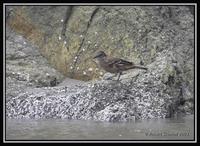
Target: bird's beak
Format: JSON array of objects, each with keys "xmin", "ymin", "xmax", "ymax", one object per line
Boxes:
[{"xmin": 93, "ymin": 55, "xmax": 98, "ymax": 59}]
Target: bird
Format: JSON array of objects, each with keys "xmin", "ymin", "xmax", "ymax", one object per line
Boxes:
[{"xmin": 93, "ymin": 51, "xmax": 147, "ymax": 81}]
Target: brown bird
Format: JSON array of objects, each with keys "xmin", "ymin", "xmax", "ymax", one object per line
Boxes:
[{"xmin": 93, "ymin": 51, "xmax": 147, "ymax": 80}]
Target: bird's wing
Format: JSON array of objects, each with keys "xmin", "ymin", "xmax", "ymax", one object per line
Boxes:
[{"xmin": 107, "ymin": 58, "xmax": 133, "ymax": 67}]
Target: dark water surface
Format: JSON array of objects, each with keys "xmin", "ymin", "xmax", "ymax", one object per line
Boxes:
[{"xmin": 6, "ymin": 115, "xmax": 194, "ymax": 141}]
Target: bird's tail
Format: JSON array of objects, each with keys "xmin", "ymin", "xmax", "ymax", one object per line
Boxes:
[{"xmin": 129, "ymin": 65, "xmax": 148, "ymax": 70}]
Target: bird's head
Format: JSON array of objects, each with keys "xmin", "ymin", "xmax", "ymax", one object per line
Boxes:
[{"xmin": 93, "ymin": 51, "xmax": 107, "ymax": 59}]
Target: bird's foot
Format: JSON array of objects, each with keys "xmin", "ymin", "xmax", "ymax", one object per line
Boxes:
[
  {"xmin": 103, "ymin": 76, "xmax": 121, "ymax": 81},
  {"xmin": 106, "ymin": 78, "xmax": 122, "ymax": 82},
  {"xmin": 104, "ymin": 76, "xmax": 113, "ymax": 80}
]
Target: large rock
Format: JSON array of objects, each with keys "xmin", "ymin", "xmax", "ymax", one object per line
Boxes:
[
  {"xmin": 6, "ymin": 49, "xmax": 193, "ymax": 122},
  {"xmin": 6, "ymin": 6, "xmax": 194, "ymax": 80}
]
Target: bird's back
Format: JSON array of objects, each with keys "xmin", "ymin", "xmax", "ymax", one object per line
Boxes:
[{"xmin": 95, "ymin": 53, "xmax": 147, "ymax": 74}]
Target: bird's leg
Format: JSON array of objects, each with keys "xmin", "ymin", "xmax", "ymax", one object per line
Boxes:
[{"xmin": 117, "ymin": 72, "xmax": 122, "ymax": 81}]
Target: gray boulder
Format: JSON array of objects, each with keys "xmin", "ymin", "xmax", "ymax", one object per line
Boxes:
[
  {"xmin": 6, "ymin": 49, "xmax": 193, "ymax": 122},
  {"xmin": 7, "ymin": 6, "xmax": 194, "ymax": 81}
]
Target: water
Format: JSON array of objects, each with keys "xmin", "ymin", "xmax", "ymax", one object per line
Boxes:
[{"xmin": 6, "ymin": 115, "xmax": 194, "ymax": 141}]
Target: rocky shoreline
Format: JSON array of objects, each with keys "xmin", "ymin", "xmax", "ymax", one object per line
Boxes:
[{"xmin": 6, "ymin": 6, "xmax": 194, "ymax": 122}]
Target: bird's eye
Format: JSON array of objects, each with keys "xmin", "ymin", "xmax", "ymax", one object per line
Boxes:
[
  {"xmin": 94, "ymin": 52, "xmax": 105, "ymax": 59},
  {"xmin": 97, "ymin": 54, "xmax": 102, "ymax": 57}
]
